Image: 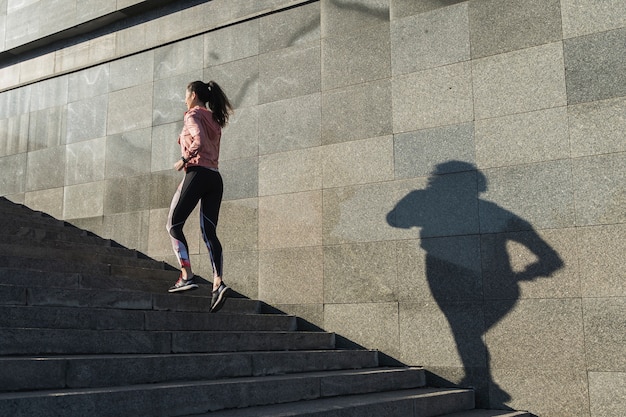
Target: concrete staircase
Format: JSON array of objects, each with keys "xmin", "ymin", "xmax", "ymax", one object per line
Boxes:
[{"xmin": 0, "ymin": 197, "xmax": 531, "ymax": 417}]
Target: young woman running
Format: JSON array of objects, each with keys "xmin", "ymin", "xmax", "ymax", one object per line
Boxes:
[{"xmin": 166, "ymin": 80, "xmax": 233, "ymax": 313}]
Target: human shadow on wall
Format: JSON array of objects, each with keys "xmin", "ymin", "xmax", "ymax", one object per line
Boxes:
[{"xmin": 386, "ymin": 160, "xmax": 563, "ymax": 409}]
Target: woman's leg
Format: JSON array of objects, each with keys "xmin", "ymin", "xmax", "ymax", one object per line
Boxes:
[
  {"xmin": 198, "ymin": 170, "xmax": 229, "ymax": 312},
  {"xmin": 199, "ymin": 170, "xmax": 224, "ymax": 289},
  {"xmin": 166, "ymin": 170, "xmax": 204, "ymax": 291}
]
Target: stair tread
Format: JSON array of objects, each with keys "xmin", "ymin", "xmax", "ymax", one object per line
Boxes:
[
  {"xmin": 187, "ymin": 387, "xmax": 472, "ymax": 417},
  {"xmin": 0, "ymin": 305, "xmax": 296, "ymax": 331},
  {"xmin": 443, "ymin": 410, "xmax": 533, "ymax": 417}
]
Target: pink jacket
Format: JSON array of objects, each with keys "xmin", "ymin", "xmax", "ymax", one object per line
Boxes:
[{"xmin": 178, "ymin": 106, "xmax": 221, "ymax": 170}]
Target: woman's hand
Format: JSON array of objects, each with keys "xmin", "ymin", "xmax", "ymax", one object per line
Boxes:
[{"xmin": 174, "ymin": 159, "xmax": 186, "ymax": 171}]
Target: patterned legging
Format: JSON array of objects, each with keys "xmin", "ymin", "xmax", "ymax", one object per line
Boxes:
[{"xmin": 166, "ymin": 166, "xmax": 223, "ymax": 278}]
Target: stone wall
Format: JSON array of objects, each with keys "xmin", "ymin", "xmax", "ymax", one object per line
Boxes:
[{"xmin": 1, "ymin": 1, "xmax": 625, "ymax": 415}]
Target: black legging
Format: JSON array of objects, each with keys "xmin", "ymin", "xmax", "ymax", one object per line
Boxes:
[{"xmin": 166, "ymin": 166, "xmax": 223, "ymax": 278}]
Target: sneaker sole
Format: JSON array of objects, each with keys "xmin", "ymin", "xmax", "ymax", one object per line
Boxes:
[
  {"xmin": 210, "ymin": 287, "xmax": 230, "ymax": 312},
  {"xmin": 168, "ymin": 283, "xmax": 199, "ymax": 293}
]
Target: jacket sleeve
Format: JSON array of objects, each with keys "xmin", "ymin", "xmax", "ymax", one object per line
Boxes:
[{"xmin": 182, "ymin": 111, "xmax": 203, "ymax": 158}]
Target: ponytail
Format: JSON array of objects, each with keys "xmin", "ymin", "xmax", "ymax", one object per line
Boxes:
[{"xmin": 187, "ymin": 80, "xmax": 233, "ymax": 128}]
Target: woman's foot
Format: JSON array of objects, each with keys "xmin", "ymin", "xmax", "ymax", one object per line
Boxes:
[
  {"xmin": 210, "ymin": 280, "xmax": 230, "ymax": 312},
  {"xmin": 168, "ymin": 274, "xmax": 198, "ymax": 293}
]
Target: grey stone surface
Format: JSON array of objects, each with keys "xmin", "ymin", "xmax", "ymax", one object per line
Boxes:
[
  {"xmin": 149, "ymin": 169, "xmax": 182, "ymax": 210},
  {"xmin": 469, "ymin": 0, "xmax": 562, "ymax": 59},
  {"xmin": 26, "ymin": 146, "xmax": 66, "ymax": 192},
  {"xmin": 564, "ymin": 27, "xmax": 626, "ymax": 104},
  {"xmin": 387, "ymin": 170, "xmax": 481, "ymax": 238},
  {"xmin": 68, "ymin": 65, "xmax": 110, "ymax": 102},
  {"xmin": 481, "ymin": 227, "xmax": 579, "ymax": 299},
  {"xmin": 396, "ymin": 235, "xmax": 482, "ymax": 304},
  {"xmin": 258, "ymin": 191, "xmax": 322, "ymax": 249},
  {"xmin": 321, "ymin": 79, "xmax": 392, "ymax": 145},
  {"xmin": 568, "ymin": 96, "xmax": 626, "ymax": 158},
  {"xmin": 322, "ymin": 22, "xmax": 390, "ymax": 91},
  {"xmin": 0, "ymin": 113, "xmax": 28, "ymax": 156},
  {"xmin": 0, "ymin": 86, "xmax": 33, "ymax": 118},
  {"xmin": 322, "ymin": 179, "xmax": 421, "ymax": 245},
  {"xmin": 65, "ymin": 138, "xmax": 106, "ymax": 186},
  {"xmin": 152, "ymin": 71, "xmax": 201, "ymax": 126},
  {"xmin": 103, "ymin": 175, "xmax": 152, "ymax": 215},
  {"xmin": 491, "ymin": 368, "xmax": 590, "ymax": 416},
  {"xmin": 219, "ymin": 198, "xmax": 259, "ymax": 252},
  {"xmin": 323, "ymin": 135, "xmax": 394, "ymax": 188},
  {"xmin": 220, "ymin": 157, "xmax": 259, "ymax": 201},
  {"xmin": 154, "ymin": 37, "xmax": 204, "ymax": 81},
  {"xmin": 4, "ymin": 2, "xmax": 39, "ymax": 49},
  {"xmin": 105, "ymin": 128, "xmax": 152, "ymax": 179},
  {"xmin": 205, "ymin": 19, "xmax": 259, "ymax": 67},
  {"xmin": 220, "ymin": 250, "xmax": 259, "ymax": 298},
  {"xmin": 259, "ymin": 1, "xmax": 320, "ymax": 53},
  {"xmin": 394, "ymin": 123, "xmax": 474, "ymax": 179},
  {"xmin": 76, "ymin": 0, "xmax": 116, "ymax": 23},
  {"xmin": 24, "ymin": 187, "xmax": 64, "ymax": 220},
  {"xmin": 589, "ymin": 371, "xmax": 626, "ymax": 417},
  {"xmin": 572, "ymin": 153, "xmax": 626, "ymax": 226},
  {"xmin": 475, "ymin": 107, "xmax": 570, "ymax": 169},
  {"xmin": 321, "ymin": 0, "xmax": 389, "ymax": 38},
  {"xmin": 66, "ymin": 95, "xmax": 108, "ymax": 144},
  {"xmin": 206, "ymin": 57, "xmax": 259, "ymax": 109},
  {"xmin": 473, "ymin": 42, "xmax": 566, "ymax": 120},
  {"xmin": 259, "ymin": 42, "xmax": 320, "ymax": 104},
  {"xmin": 107, "ymin": 84, "xmax": 154, "ymax": 135},
  {"xmin": 259, "ymin": 147, "xmax": 322, "ymax": 196},
  {"xmin": 400, "ymin": 300, "xmax": 486, "ymax": 367},
  {"xmin": 323, "ymin": 241, "xmax": 397, "ymax": 303},
  {"xmin": 109, "ymin": 52, "xmax": 153, "ymax": 92},
  {"xmin": 150, "ymin": 121, "xmax": 183, "ymax": 173},
  {"xmin": 0, "ymin": 153, "xmax": 26, "ymax": 195},
  {"xmin": 29, "ymin": 76, "xmax": 68, "ymax": 112},
  {"xmin": 258, "ymin": 246, "xmax": 324, "ymax": 304},
  {"xmin": 325, "ymin": 302, "xmax": 400, "ymax": 359},
  {"xmin": 258, "ymin": 93, "xmax": 320, "ymax": 155},
  {"xmin": 391, "ymin": 3, "xmax": 469, "ymax": 75},
  {"xmin": 577, "ymin": 224, "xmax": 626, "ymax": 297},
  {"xmin": 561, "ymin": 0, "xmax": 626, "ymax": 39},
  {"xmin": 222, "ymin": 106, "xmax": 259, "ymax": 161},
  {"xmin": 583, "ymin": 297, "xmax": 626, "ymax": 372},
  {"xmin": 102, "ymin": 210, "xmax": 150, "ymax": 253},
  {"xmin": 27, "ymin": 106, "xmax": 66, "ymax": 151},
  {"xmin": 271, "ymin": 303, "xmax": 324, "ymax": 330},
  {"xmin": 147, "ymin": 208, "xmax": 172, "ymax": 257},
  {"xmin": 392, "ymin": 62, "xmax": 473, "ymax": 133},
  {"xmin": 1, "ymin": 2, "xmax": 625, "ymax": 415},
  {"xmin": 486, "ymin": 298, "xmax": 585, "ymax": 369},
  {"xmin": 63, "ymin": 181, "xmax": 105, "ymax": 219},
  {"xmin": 479, "ymin": 160, "xmax": 576, "ymax": 232},
  {"xmin": 0, "ymin": 86, "xmax": 30, "ymax": 119}
]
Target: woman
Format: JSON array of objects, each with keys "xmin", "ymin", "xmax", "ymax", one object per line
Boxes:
[{"xmin": 166, "ymin": 80, "xmax": 233, "ymax": 313}]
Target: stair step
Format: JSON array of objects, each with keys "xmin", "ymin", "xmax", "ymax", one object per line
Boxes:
[
  {"xmin": 0, "ymin": 281, "xmax": 262, "ymax": 314},
  {"xmin": 0, "ymin": 242, "xmax": 164, "ymax": 270},
  {"xmin": 187, "ymin": 388, "xmax": 474, "ymax": 417},
  {"xmin": 0, "ymin": 328, "xmax": 335, "ymax": 355},
  {"xmin": 444, "ymin": 410, "xmax": 533, "ymax": 417},
  {"xmin": 0, "ymin": 349, "xmax": 380, "ymax": 392},
  {"xmin": 4, "ymin": 226, "xmax": 113, "ymax": 248},
  {"xmin": 0, "ymin": 305, "xmax": 296, "ymax": 331},
  {"xmin": 0, "ymin": 368, "xmax": 428, "ymax": 417}
]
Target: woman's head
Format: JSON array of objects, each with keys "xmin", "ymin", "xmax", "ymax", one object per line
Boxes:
[{"xmin": 186, "ymin": 80, "xmax": 233, "ymax": 127}]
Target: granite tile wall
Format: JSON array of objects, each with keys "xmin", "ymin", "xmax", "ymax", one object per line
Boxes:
[{"xmin": 0, "ymin": 0, "xmax": 624, "ymax": 415}]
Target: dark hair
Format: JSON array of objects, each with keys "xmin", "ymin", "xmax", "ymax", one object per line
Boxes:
[{"xmin": 187, "ymin": 80, "xmax": 233, "ymax": 127}]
